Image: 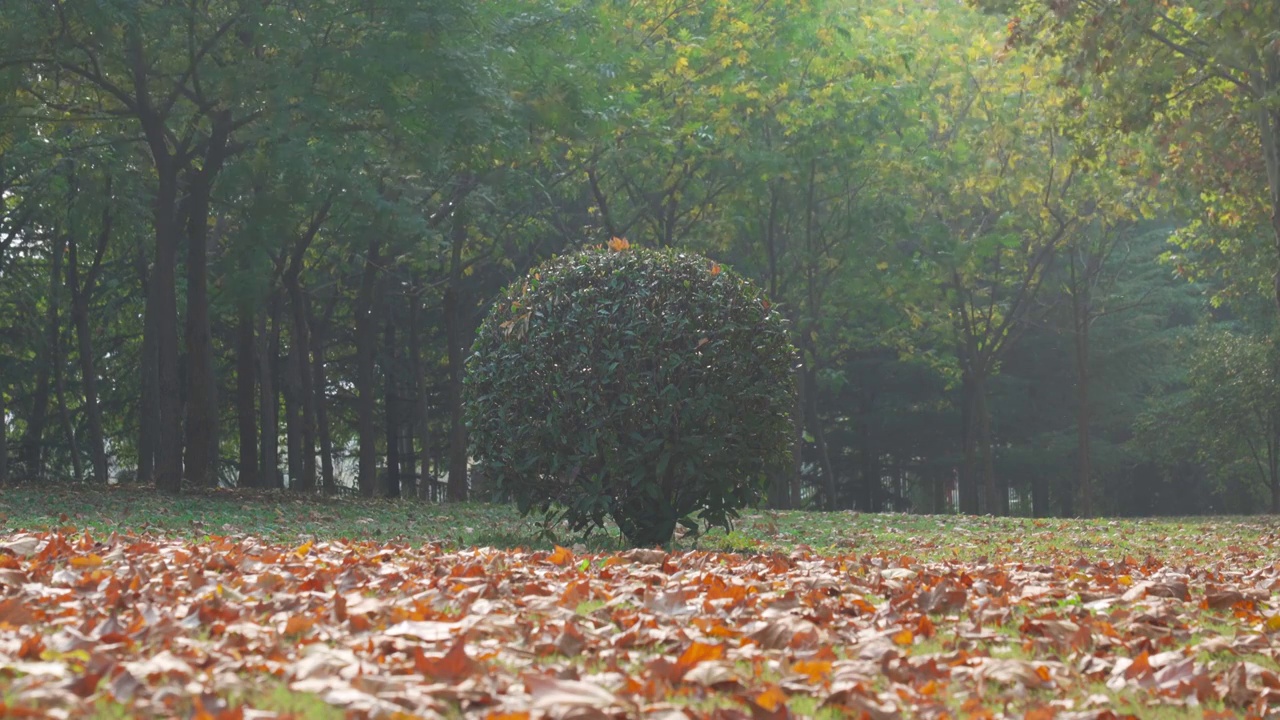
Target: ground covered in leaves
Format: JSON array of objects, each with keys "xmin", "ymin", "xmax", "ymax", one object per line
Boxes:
[{"xmin": 0, "ymin": 488, "xmax": 1278, "ymax": 718}]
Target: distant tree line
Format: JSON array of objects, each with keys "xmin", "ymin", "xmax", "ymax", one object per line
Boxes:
[{"xmin": 1, "ymin": 0, "xmax": 1277, "ymax": 516}]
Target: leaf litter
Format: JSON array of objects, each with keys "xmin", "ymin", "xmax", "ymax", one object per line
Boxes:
[{"xmin": 0, "ymin": 524, "xmax": 1277, "ymax": 718}]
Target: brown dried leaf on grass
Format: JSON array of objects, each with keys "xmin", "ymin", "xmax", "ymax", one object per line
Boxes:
[{"xmin": 0, "ymin": 528, "xmax": 1276, "ymax": 717}]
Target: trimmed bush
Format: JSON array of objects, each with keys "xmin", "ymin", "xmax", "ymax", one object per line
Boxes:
[{"xmin": 464, "ymin": 245, "xmax": 795, "ymax": 547}]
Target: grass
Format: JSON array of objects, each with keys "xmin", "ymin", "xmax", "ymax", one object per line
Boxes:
[
  {"xmin": 82, "ymin": 682, "xmax": 345, "ymax": 720},
  {"xmin": 4, "ymin": 484, "xmax": 1277, "ymax": 566}
]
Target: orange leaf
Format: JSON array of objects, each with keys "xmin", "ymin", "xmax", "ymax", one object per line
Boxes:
[
  {"xmin": 753, "ymin": 684, "xmax": 788, "ymax": 711},
  {"xmin": 282, "ymin": 615, "xmax": 315, "ymax": 636},
  {"xmin": 916, "ymin": 614, "xmax": 936, "ymax": 638},
  {"xmin": 1124, "ymin": 650, "xmax": 1151, "ymax": 679},
  {"xmin": 607, "ymin": 236, "xmax": 630, "ymax": 251},
  {"xmin": 293, "ymin": 540, "xmax": 313, "ymax": 558},
  {"xmin": 558, "ymin": 579, "xmax": 590, "ymax": 607},
  {"xmin": 705, "ymin": 622, "xmax": 738, "ymax": 639},
  {"xmin": 792, "ymin": 659, "xmax": 831, "ymax": 683},
  {"xmin": 892, "ymin": 628, "xmax": 914, "ymax": 646},
  {"xmin": 813, "ymin": 645, "xmax": 839, "ymax": 661},
  {"xmin": 546, "ymin": 545, "xmax": 574, "ymax": 567},
  {"xmin": 676, "ymin": 641, "xmax": 724, "ymax": 673},
  {"xmin": 710, "ymin": 262, "xmax": 721, "ymax": 275},
  {"xmin": 70, "ymin": 554, "xmax": 103, "ymax": 569},
  {"xmin": 17, "ymin": 634, "xmax": 43, "ymax": 660}
]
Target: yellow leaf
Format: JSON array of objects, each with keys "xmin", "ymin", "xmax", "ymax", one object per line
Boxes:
[
  {"xmin": 70, "ymin": 554, "xmax": 103, "ymax": 569},
  {"xmin": 892, "ymin": 628, "xmax": 914, "ymax": 646},
  {"xmin": 294, "ymin": 540, "xmax": 313, "ymax": 558},
  {"xmin": 1264, "ymin": 615, "xmax": 1280, "ymax": 633}
]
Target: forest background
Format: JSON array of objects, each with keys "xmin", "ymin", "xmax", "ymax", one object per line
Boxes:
[{"xmin": 2, "ymin": 0, "xmax": 1279, "ymax": 520}]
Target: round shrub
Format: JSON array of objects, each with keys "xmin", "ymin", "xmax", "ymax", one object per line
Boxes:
[{"xmin": 464, "ymin": 245, "xmax": 795, "ymax": 547}]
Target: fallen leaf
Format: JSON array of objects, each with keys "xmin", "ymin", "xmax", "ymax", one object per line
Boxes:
[
  {"xmin": 525, "ymin": 674, "xmax": 620, "ymax": 709},
  {"xmin": 414, "ymin": 636, "xmax": 480, "ymax": 682}
]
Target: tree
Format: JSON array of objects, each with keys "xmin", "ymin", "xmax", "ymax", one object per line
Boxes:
[
  {"xmin": 1011, "ymin": 1, "xmax": 1280, "ymax": 314},
  {"xmin": 904, "ymin": 25, "xmax": 1085, "ymax": 515},
  {"xmin": 1, "ymin": 0, "xmax": 499, "ymax": 492},
  {"xmin": 1178, "ymin": 329, "xmax": 1280, "ymax": 512}
]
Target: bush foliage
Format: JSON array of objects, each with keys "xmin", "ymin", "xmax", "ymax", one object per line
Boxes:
[{"xmin": 465, "ymin": 245, "xmax": 796, "ymax": 546}]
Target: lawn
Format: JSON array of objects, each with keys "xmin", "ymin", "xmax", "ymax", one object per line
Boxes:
[{"xmin": 0, "ymin": 486, "xmax": 1277, "ymax": 718}]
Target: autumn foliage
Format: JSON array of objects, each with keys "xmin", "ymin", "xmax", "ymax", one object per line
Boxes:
[
  {"xmin": 465, "ymin": 246, "xmax": 794, "ymax": 546},
  {"xmin": 1, "ymin": 519, "xmax": 1280, "ymax": 718}
]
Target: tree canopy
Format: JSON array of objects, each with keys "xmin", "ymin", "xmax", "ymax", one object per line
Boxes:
[{"xmin": 0, "ymin": 0, "xmax": 1274, "ymax": 517}]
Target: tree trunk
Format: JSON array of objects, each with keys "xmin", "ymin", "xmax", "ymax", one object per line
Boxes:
[
  {"xmin": 1058, "ymin": 473, "xmax": 1076, "ymax": 518},
  {"xmin": 1268, "ymin": 418, "xmax": 1279, "ymax": 515},
  {"xmin": 284, "ymin": 284, "xmax": 316, "ymax": 492},
  {"xmin": 858, "ymin": 390, "xmax": 878, "ymax": 512},
  {"xmin": 235, "ymin": 305, "xmax": 259, "ymax": 488},
  {"xmin": 182, "ymin": 115, "xmax": 231, "ymax": 489},
  {"xmin": 765, "ymin": 351, "xmax": 797, "ymax": 510},
  {"xmin": 283, "ymin": 335, "xmax": 304, "ymax": 490},
  {"xmin": 309, "ymin": 299, "xmax": 336, "ymax": 495},
  {"xmin": 0, "ymin": 378, "xmax": 7, "ymax": 485},
  {"xmin": 958, "ymin": 372, "xmax": 980, "ymax": 514},
  {"xmin": 414, "ymin": 295, "xmax": 435, "ymax": 502},
  {"xmin": 383, "ymin": 310, "xmax": 402, "ymax": 499},
  {"xmin": 355, "ymin": 236, "xmax": 381, "ymax": 498},
  {"xmin": 259, "ymin": 293, "xmax": 281, "ymax": 489},
  {"xmin": 48, "ymin": 230, "xmax": 76, "ymax": 480},
  {"xmin": 1031, "ymin": 474, "xmax": 1049, "ymax": 518},
  {"xmin": 1270, "ymin": 424, "xmax": 1279, "ymax": 515},
  {"xmin": 278, "ymin": 199, "xmax": 329, "ymax": 492},
  {"xmin": 790, "ymin": 364, "xmax": 805, "ymax": 509},
  {"xmin": 406, "ymin": 291, "xmax": 425, "ymax": 501},
  {"xmin": 18, "ymin": 237, "xmax": 58, "ymax": 479},
  {"xmin": 803, "ymin": 364, "xmax": 838, "ymax": 511},
  {"xmin": 51, "ymin": 253, "xmax": 83, "ymax": 482},
  {"xmin": 767, "ymin": 471, "xmax": 792, "ymax": 509},
  {"xmin": 975, "ymin": 375, "xmax": 998, "ymax": 515},
  {"xmin": 136, "ymin": 246, "xmax": 159, "ymax": 485},
  {"xmin": 1258, "ymin": 84, "xmax": 1280, "ymax": 510},
  {"xmin": 152, "ymin": 161, "xmax": 184, "ymax": 495},
  {"xmin": 444, "ymin": 216, "xmax": 468, "ymax": 502},
  {"xmin": 127, "ymin": 34, "xmax": 185, "ymax": 494},
  {"xmin": 763, "ymin": 188, "xmax": 791, "ymax": 511},
  {"xmin": 67, "ymin": 204, "xmax": 111, "ymax": 485},
  {"xmin": 1071, "ymin": 261, "xmax": 1094, "ymax": 518}
]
